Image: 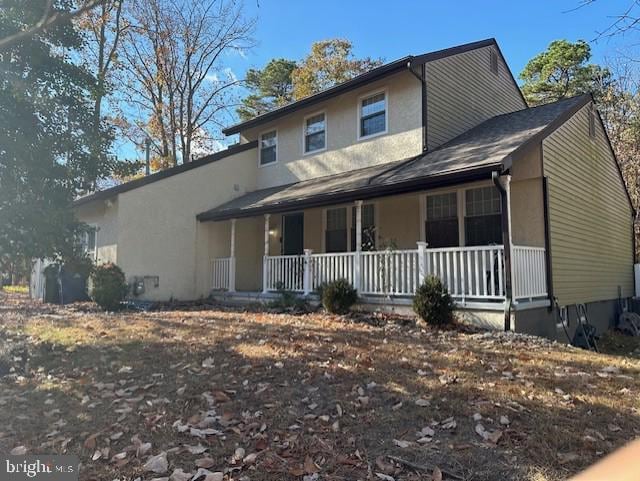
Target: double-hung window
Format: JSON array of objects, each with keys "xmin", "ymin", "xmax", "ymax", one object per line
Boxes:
[
  {"xmin": 464, "ymin": 187, "xmax": 502, "ymax": 246},
  {"xmin": 359, "ymin": 91, "xmax": 386, "ymax": 138},
  {"xmin": 79, "ymin": 227, "xmax": 97, "ymax": 260},
  {"xmin": 325, "ymin": 207, "xmax": 347, "ymax": 253},
  {"xmin": 425, "ymin": 193, "xmax": 459, "ymax": 248},
  {"xmin": 259, "ymin": 130, "xmax": 277, "ymax": 165},
  {"xmin": 304, "ymin": 112, "xmax": 326, "ymax": 153},
  {"xmin": 350, "ymin": 204, "xmax": 376, "ymax": 251}
]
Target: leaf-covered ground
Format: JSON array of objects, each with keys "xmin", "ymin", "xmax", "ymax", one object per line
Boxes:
[{"xmin": 0, "ymin": 292, "xmax": 639, "ymax": 481}]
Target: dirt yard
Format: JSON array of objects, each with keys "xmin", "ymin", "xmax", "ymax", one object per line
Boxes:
[{"xmin": 0, "ymin": 292, "xmax": 639, "ymax": 481}]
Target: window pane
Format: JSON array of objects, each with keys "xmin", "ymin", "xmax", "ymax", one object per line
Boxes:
[
  {"xmin": 361, "ymin": 93, "xmax": 385, "ymax": 117},
  {"xmin": 326, "ymin": 208, "xmax": 347, "ymax": 252},
  {"xmin": 425, "ymin": 219, "xmax": 459, "ymax": 248},
  {"xmin": 260, "ymin": 130, "xmax": 277, "ymax": 165},
  {"xmin": 465, "ymin": 187, "xmax": 501, "ymax": 217},
  {"xmin": 305, "ymin": 113, "xmax": 325, "ymax": 134},
  {"xmin": 427, "ymin": 193, "xmax": 457, "ymax": 220},
  {"xmin": 260, "ymin": 146, "xmax": 276, "ymax": 165},
  {"xmin": 351, "ymin": 204, "xmax": 376, "ymax": 251},
  {"xmin": 305, "ymin": 131, "xmax": 325, "ymax": 152},
  {"xmin": 465, "ymin": 214, "xmax": 502, "ymax": 246},
  {"xmin": 361, "ymin": 112, "xmax": 385, "ymax": 137},
  {"xmin": 87, "ymin": 230, "xmax": 96, "ymax": 251}
]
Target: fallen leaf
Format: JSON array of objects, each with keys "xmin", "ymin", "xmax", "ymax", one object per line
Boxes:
[
  {"xmin": 304, "ymin": 455, "xmax": 319, "ymax": 474},
  {"xmin": 10, "ymin": 446, "xmax": 27, "ymax": 455},
  {"xmin": 144, "ymin": 452, "xmax": 168, "ymax": 474},
  {"xmin": 432, "ymin": 467, "xmax": 443, "ymax": 481}
]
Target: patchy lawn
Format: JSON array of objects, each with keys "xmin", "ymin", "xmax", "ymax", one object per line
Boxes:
[{"xmin": 0, "ymin": 293, "xmax": 639, "ymax": 481}]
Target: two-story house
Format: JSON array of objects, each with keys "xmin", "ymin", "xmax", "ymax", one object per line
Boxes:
[{"xmin": 62, "ymin": 38, "xmax": 634, "ymax": 338}]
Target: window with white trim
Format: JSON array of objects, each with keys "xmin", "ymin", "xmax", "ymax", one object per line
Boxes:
[
  {"xmin": 464, "ymin": 187, "xmax": 502, "ymax": 246},
  {"xmin": 304, "ymin": 113, "xmax": 326, "ymax": 153},
  {"xmin": 351, "ymin": 203, "xmax": 376, "ymax": 251},
  {"xmin": 79, "ymin": 227, "xmax": 97, "ymax": 260},
  {"xmin": 259, "ymin": 130, "xmax": 277, "ymax": 165},
  {"xmin": 360, "ymin": 91, "xmax": 386, "ymax": 138},
  {"xmin": 425, "ymin": 192, "xmax": 459, "ymax": 248},
  {"xmin": 325, "ymin": 207, "xmax": 347, "ymax": 253}
]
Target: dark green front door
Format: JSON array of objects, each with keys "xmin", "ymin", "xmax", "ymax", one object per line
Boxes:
[{"xmin": 282, "ymin": 213, "xmax": 304, "ymax": 255}]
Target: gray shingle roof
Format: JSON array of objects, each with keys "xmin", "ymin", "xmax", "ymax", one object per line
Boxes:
[{"xmin": 197, "ymin": 94, "xmax": 591, "ymax": 222}]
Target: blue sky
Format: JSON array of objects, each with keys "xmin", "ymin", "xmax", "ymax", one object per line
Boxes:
[
  {"xmin": 233, "ymin": 0, "xmax": 632, "ymax": 81},
  {"xmin": 119, "ymin": 0, "xmax": 637, "ymax": 161}
]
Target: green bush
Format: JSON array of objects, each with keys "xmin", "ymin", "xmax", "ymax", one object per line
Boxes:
[
  {"xmin": 413, "ymin": 275, "xmax": 455, "ymax": 326},
  {"xmin": 91, "ymin": 263, "xmax": 127, "ymax": 311},
  {"xmin": 321, "ymin": 279, "xmax": 358, "ymax": 314},
  {"xmin": 268, "ymin": 283, "xmax": 309, "ymax": 312}
]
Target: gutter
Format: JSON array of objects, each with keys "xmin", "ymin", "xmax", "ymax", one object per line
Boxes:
[
  {"xmin": 492, "ymin": 170, "xmax": 513, "ymax": 331},
  {"xmin": 407, "ymin": 60, "xmax": 428, "ymax": 152}
]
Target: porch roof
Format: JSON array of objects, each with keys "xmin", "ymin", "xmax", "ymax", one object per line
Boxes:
[{"xmin": 197, "ymin": 95, "xmax": 590, "ymax": 222}]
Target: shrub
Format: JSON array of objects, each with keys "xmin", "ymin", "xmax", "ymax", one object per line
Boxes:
[
  {"xmin": 413, "ymin": 275, "xmax": 455, "ymax": 326},
  {"xmin": 91, "ymin": 263, "xmax": 127, "ymax": 311},
  {"xmin": 321, "ymin": 279, "xmax": 358, "ymax": 314}
]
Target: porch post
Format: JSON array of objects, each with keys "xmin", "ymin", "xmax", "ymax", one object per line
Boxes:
[
  {"xmin": 262, "ymin": 214, "xmax": 270, "ymax": 294},
  {"xmin": 303, "ymin": 249, "xmax": 313, "ymax": 295},
  {"xmin": 354, "ymin": 200, "xmax": 363, "ymax": 292},
  {"xmin": 417, "ymin": 241, "xmax": 427, "ymax": 283},
  {"xmin": 505, "ymin": 175, "xmax": 516, "ymax": 305},
  {"xmin": 229, "ymin": 219, "xmax": 236, "ymax": 292}
]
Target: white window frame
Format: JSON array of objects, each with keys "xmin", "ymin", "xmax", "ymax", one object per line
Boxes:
[
  {"xmin": 80, "ymin": 225, "xmax": 98, "ymax": 261},
  {"xmin": 258, "ymin": 128, "xmax": 278, "ymax": 167},
  {"xmin": 302, "ymin": 110, "xmax": 327, "ymax": 155},
  {"xmin": 357, "ymin": 88, "xmax": 388, "ymax": 141}
]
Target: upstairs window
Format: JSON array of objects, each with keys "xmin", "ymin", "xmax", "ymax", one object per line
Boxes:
[
  {"xmin": 259, "ymin": 130, "xmax": 277, "ymax": 165},
  {"xmin": 465, "ymin": 187, "xmax": 502, "ymax": 246},
  {"xmin": 425, "ymin": 192, "xmax": 459, "ymax": 248},
  {"xmin": 359, "ymin": 91, "xmax": 386, "ymax": 138},
  {"xmin": 304, "ymin": 112, "xmax": 326, "ymax": 153}
]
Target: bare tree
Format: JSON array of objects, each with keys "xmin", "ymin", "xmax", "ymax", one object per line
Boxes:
[{"xmin": 118, "ymin": 0, "xmax": 254, "ymax": 166}]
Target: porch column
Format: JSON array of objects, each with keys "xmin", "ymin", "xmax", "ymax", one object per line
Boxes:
[
  {"xmin": 262, "ymin": 214, "xmax": 271, "ymax": 294},
  {"xmin": 417, "ymin": 241, "xmax": 428, "ymax": 283},
  {"xmin": 354, "ymin": 200, "xmax": 363, "ymax": 292},
  {"xmin": 505, "ymin": 175, "xmax": 516, "ymax": 306},
  {"xmin": 228, "ymin": 219, "xmax": 236, "ymax": 292},
  {"xmin": 303, "ymin": 249, "xmax": 313, "ymax": 295}
]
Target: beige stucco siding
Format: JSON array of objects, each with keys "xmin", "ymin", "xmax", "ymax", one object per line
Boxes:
[
  {"xmin": 377, "ymin": 194, "xmax": 421, "ymax": 249},
  {"xmin": 241, "ymin": 71, "xmax": 423, "ymax": 190},
  {"xmin": 75, "ymin": 199, "xmax": 119, "ymax": 264},
  {"xmin": 543, "ymin": 103, "xmax": 634, "ymax": 304},
  {"xmin": 76, "ymin": 148, "xmax": 258, "ymax": 301},
  {"xmin": 426, "ymin": 45, "xmax": 526, "ymax": 150}
]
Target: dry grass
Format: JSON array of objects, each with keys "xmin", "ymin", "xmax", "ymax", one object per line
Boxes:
[{"xmin": 0, "ymin": 292, "xmax": 639, "ymax": 481}]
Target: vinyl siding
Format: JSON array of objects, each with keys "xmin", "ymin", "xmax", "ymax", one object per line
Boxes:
[
  {"xmin": 426, "ymin": 45, "xmax": 526, "ymax": 150},
  {"xmin": 543, "ymin": 103, "xmax": 634, "ymax": 304}
]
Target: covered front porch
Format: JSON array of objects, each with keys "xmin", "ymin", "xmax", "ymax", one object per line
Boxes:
[{"xmin": 203, "ymin": 180, "xmax": 549, "ymax": 310}]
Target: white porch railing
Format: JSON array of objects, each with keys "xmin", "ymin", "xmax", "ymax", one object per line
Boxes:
[
  {"xmin": 232, "ymin": 243, "xmax": 548, "ymax": 304},
  {"xmin": 211, "ymin": 257, "xmax": 234, "ymax": 291},
  {"xmin": 512, "ymin": 246, "xmax": 547, "ymax": 300},
  {"xmin": 264, "ymin": 254, "xmax": 306, "ymax": 292},
  {"xmin": 361, "ymin": 250, "xmax": 420, "ymax": 296}
]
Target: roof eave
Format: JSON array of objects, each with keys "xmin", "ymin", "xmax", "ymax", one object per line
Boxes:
[{"xmin": 197, "ymin": 164, "xmax": 502, "ymax": 222}]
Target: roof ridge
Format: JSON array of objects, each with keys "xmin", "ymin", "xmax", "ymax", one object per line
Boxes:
[{"xmin": 222, "ymin": 38, "xmax": 499, "ymax": 135}]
